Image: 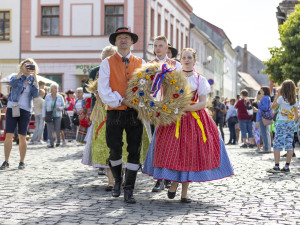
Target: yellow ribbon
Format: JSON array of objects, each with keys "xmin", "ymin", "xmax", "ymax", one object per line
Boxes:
[
  {"xmin": 191, "ymin": 111, "xmax": 207, "ymax": 143},
  {"xmin": 175, "ymin": 119, "xmax": 180, "ymax": 139},
  {"xmin": 175, "ymin": 111, "xmax": 207, "ymax": 142}
]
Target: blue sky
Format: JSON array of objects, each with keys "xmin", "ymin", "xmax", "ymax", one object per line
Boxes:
[{"xmin": 187, "ymin": 0, "xmax": 283, "ymax": 61}]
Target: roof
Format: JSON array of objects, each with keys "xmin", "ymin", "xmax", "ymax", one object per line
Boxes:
[
  {"xmin": 191, "ymin": 13, "xmax": 232, "ymax": 45},
  {"xmin": 238, "ymin": 71, "xmax": 261, "ymax": 91}
]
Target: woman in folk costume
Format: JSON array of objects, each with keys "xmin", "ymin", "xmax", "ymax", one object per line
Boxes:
[
  {"xmin": 143, "ymin": 48, "xmax": 234, "ymax": 203},
  {"xmin": 81, "ymin": 45, "xmax": 116, "ymax": 190},
  {"xmin": 76, "ymin": 97, "xmax": 92, "ymax": 143}
]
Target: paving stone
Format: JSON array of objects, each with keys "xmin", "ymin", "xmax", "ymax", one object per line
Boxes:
[{"xmin": 0, "ymin": 129, "xmax": 300, "ymax": 224}]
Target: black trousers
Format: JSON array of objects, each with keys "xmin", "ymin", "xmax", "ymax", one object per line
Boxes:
[
  {"xmin": 215, "ymin": 118, "xmax": 224, "ymax": 141},
  {"xmin": 106, "ymin": 109, "xmax": 143, "ymax": 165}
]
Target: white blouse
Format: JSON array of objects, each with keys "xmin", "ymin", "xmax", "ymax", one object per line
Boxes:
[{"xmin": 186, "ymin": 73, "xmax": 211, "ymax": 97}]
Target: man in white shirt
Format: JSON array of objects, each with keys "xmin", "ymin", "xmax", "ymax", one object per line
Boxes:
[
  {"xmin": 98, "ymin": 27, "xmax": 144, "ymax": 204},
  {"xmin": 149, "ymin": 36, "xmax": 182, "ymax": 192},
  {"xmin": 150, "ymin": 35, "xmax": 182, "ymax": 70}
]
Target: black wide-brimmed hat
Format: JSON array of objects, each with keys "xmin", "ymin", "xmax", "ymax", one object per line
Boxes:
[
  {"xmin": 109, "ymin": 27, "xmax": 138, "ymax": 46},
  {"xmin": 168, "ymin": 43, "xmax": 178, "ymax": 58}
]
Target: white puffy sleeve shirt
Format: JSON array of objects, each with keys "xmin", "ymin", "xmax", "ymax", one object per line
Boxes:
[
  {"xmin": 186, "ymin": 73, "xmax": 211, "ymax": 97},
  {"xmin": 98, "ymin": 52, "xmax": 146, "ymax": 108}
]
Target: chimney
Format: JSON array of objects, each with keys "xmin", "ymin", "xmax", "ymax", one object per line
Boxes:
[{"xmin": 242, "ymin": 44, "xmax": 248, "ymax": 73}]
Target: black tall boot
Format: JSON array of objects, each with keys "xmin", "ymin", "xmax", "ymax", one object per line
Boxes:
[
  {"xmin": 110, "ymin": 164, "xmax": 123, "ymax": 197},
  {"xmin": 123, "ymin": 169, "xmax": 138, "ymax": 204}
]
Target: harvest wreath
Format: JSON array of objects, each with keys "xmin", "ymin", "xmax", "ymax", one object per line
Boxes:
[{"xmin": 126, "ymin": 63, "xmax": 192, "ymax": 126}]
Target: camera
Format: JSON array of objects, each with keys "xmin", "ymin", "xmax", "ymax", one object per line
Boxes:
[{"xmin": 26, "ymin": 65, "xmax": 35, "ymax": 70}]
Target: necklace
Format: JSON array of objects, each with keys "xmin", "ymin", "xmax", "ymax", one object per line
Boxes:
[{"xmin": 183, "ymin": 70, "xmax": 193, "ymax": 73}]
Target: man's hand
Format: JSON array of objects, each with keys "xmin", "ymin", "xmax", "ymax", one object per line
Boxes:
[{"xmin": 122, "ymin": 99, "xmax": 134, "ymax": 108}]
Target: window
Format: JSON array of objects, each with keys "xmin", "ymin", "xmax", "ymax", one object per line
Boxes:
[
  {"xmin": 41, "ymin": 6, "xmax": 59, "ymax": 36},
  {"xmin": 157, "ymin": 13, "xmax": 161, "ymax": 35},
  {"xmin": 165, "ymin": 19, "xmax": 168, "ymax": 38},
  {"xmin": 42, "ymin": 75, "xmax": 63, "ymax": 91},
  {"xmin": 150, "ymin": 8, "xmax": 154, "ymax": 39},
  {"xmin": 186, "ymin": 35, "xmax": 188, "ymax": 48},
  {"xmin": 170, "ymin": 24, "xmax": 173, "ymax": 45},
  {"xmin": 176, "ymin": 28, "xmax": 179, "ymax": 50},
  {"xmin": 0, "ymin": 11, "xmax": 10, "ymax": 41},
  {"xmin": 105, "ymin": 5, "xmax": 124, "ymax": 35},
  {"xmin": 181, "ymin": 32, "xmax": 183, "ymax": 51}
]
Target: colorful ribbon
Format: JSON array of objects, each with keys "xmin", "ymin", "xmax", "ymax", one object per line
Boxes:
[
  {"xmin": 151, "ymin": 64, "xmax": 175, "ymax": 98},
  {"xmin": 95, "ymin": 117, "xmax": 107, "ymax": 140}
]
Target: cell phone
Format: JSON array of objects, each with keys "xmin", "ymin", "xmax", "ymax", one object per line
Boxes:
[{"xmin": 26, "ymin": 65, "xmax": 35, "ymax": 70}]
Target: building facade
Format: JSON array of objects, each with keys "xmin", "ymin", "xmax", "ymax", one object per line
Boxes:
[
  {"xmin": 0, "ymin": 0, "xmax": 21, "ymax": 94},
  {"xmin": 190, "ymin": 13, "xmax": 237, "ymax": 98},
  {"xmin": 235, "ymin": 44, "xmax": 270, "ymax": 97},
  {"xmin": 276, "ymin": 0, "xmax": 299, "ymax": 25},
  {"xmin": 0, "ymin": 0, "xmax": 192, "ymax": 92}
]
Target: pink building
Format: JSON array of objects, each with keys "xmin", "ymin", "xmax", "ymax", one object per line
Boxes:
[{"xmin": 19, "ymin": 0, "xmax": 192, "ymax": 91}]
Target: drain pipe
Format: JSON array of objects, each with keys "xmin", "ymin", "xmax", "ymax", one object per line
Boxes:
[{"xmin": 143, "ymin": 0, "xmax": 147, "ymax": 60}]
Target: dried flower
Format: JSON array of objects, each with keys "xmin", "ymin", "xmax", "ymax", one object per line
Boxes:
[
  {"xmin": 170, "ymin": 79, "xmax": 177, "ymax": 85},
  {"xmin": 139, "ymin": 79, "xmax": 146, "ymax": 85},
  {"xmin": 173, "ymin": 93, "xmax": 179, "ymax": 98},
  {"xmin": 132, "ymin": 98, "xmax": 138, "ymax": 104},
  {"xmin": 132, "ymin": 87, "xmax": 138, "ymax": 92},
  {"xmin": 162, "ymin": 105, "xmax": 167, "ymax": 111}
]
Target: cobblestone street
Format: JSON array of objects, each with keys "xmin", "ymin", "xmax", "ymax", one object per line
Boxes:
[{"xmin": 0, "ymin": 128, "xmax": 300, "ymax": 225}]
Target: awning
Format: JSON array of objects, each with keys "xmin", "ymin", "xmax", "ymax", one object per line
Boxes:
[
  {"xmin": 237, "ymin": 71, "xmax": 261, "ymax": 91},
  {"xmin": 1, "ymin": 73, "xmax": 58, "ymax": 86}
]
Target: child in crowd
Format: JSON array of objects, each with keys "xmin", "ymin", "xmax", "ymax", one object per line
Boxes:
[{"xmin": 268, "ymin": 80, "xmax": 298, "ymax": 173}]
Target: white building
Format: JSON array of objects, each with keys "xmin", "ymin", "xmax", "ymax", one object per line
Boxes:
[
  {"xmin": 0, "ymin": 0, "xmax": 21, "ymax": 94},
  {"xmin": 190, "ymin": 13, "xmax": 237, "ymax": 98}
]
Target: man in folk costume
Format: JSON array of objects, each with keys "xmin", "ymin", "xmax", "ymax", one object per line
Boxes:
[
  {"xmin": 149, "ymin": 35, "xmax": 182, "ymax": 192},
  {"xmin": 98, "ymin": 27, "xmax": 144, "ymax": 204},
  {"xmin": 150, "ymin": 36, "xmax": 181, "ymax": 70}
]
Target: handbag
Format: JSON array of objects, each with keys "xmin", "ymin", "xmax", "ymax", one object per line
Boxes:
[
  {"xmin": 61, "ymin": 110, "xmax": 72, "ymax": 130},
  {"xmin": 10, "ymin": 87, "xmax": 25, "ymax": 118},
  {"xmin": 12, "ymin": 104, "xmax": 20, "ymax": 117},
  {"xmin": 262, "ymin": 117, "xmax": 273, "ymax": 126},
  {"xmin": 72, "ymin": 113, "xmax": 80, "ymax": 126},
  {"xmin": 230, "ymin": 116, "xmax": 238, "ymax": 124},
  {"xmin": 45, "ymin": 97, "xmax": 57, "ymax": 123},
  {"xmin": 247, "ymin": 109, "xmax": 253, "ymax": 116}
]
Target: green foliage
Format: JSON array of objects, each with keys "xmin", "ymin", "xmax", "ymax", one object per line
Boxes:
[{"xmin": 263, "ymin": 3, "xmax": 300, "ymax": 85}]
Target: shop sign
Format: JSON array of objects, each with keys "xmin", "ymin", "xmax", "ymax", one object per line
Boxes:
[{"xmin": 76, "ymin": 64, "xmax": 99, "ymax": 75}]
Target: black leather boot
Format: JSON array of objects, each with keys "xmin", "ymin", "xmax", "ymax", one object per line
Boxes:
[
  {"xmin": 152, "ymin": 180, "xmax": 164, "ymax": 192},
  {"xmin": 164, "ymin": 180, "xmax": 172, "ymax": 189},
  {"xmin": 123, "ymin": 169, "xmax": 138, "ymax": 204},
  {"xmin": 110, "ymin": 164, "xmax": 123, "ymax": 197}
]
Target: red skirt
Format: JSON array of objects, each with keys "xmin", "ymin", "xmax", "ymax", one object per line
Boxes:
[{"xmin": 153, "ymin": 109, "xmax": 220, "ymax": 172}]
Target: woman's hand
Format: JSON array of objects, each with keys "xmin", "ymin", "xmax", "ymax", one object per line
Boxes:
[
  {"xmin": 17, "ymin": 71, "xmax": 22, "ymax": 79},
  {"xmin": 56, "ymin": 107, "xmax": 60, "ymax": 111}
]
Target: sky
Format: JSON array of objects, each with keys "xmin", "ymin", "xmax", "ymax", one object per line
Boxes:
[{"xmin": 187, "ymin": 0, "xmax": 283, "ymax": 61}]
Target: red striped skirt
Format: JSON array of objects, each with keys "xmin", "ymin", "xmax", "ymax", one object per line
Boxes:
[{"xmin": 153, "ymin": 109, "xmax": 220, "ymax": 172}]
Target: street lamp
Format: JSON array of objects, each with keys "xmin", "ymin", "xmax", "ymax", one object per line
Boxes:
[{"xmin": 203, "ymin": 55, "xmax": 212, "ymax": 65}]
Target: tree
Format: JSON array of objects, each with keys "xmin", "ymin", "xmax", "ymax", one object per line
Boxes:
[{"xmin": 263, "ymin": 3, "xmax": 300, "ymax": 85}]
